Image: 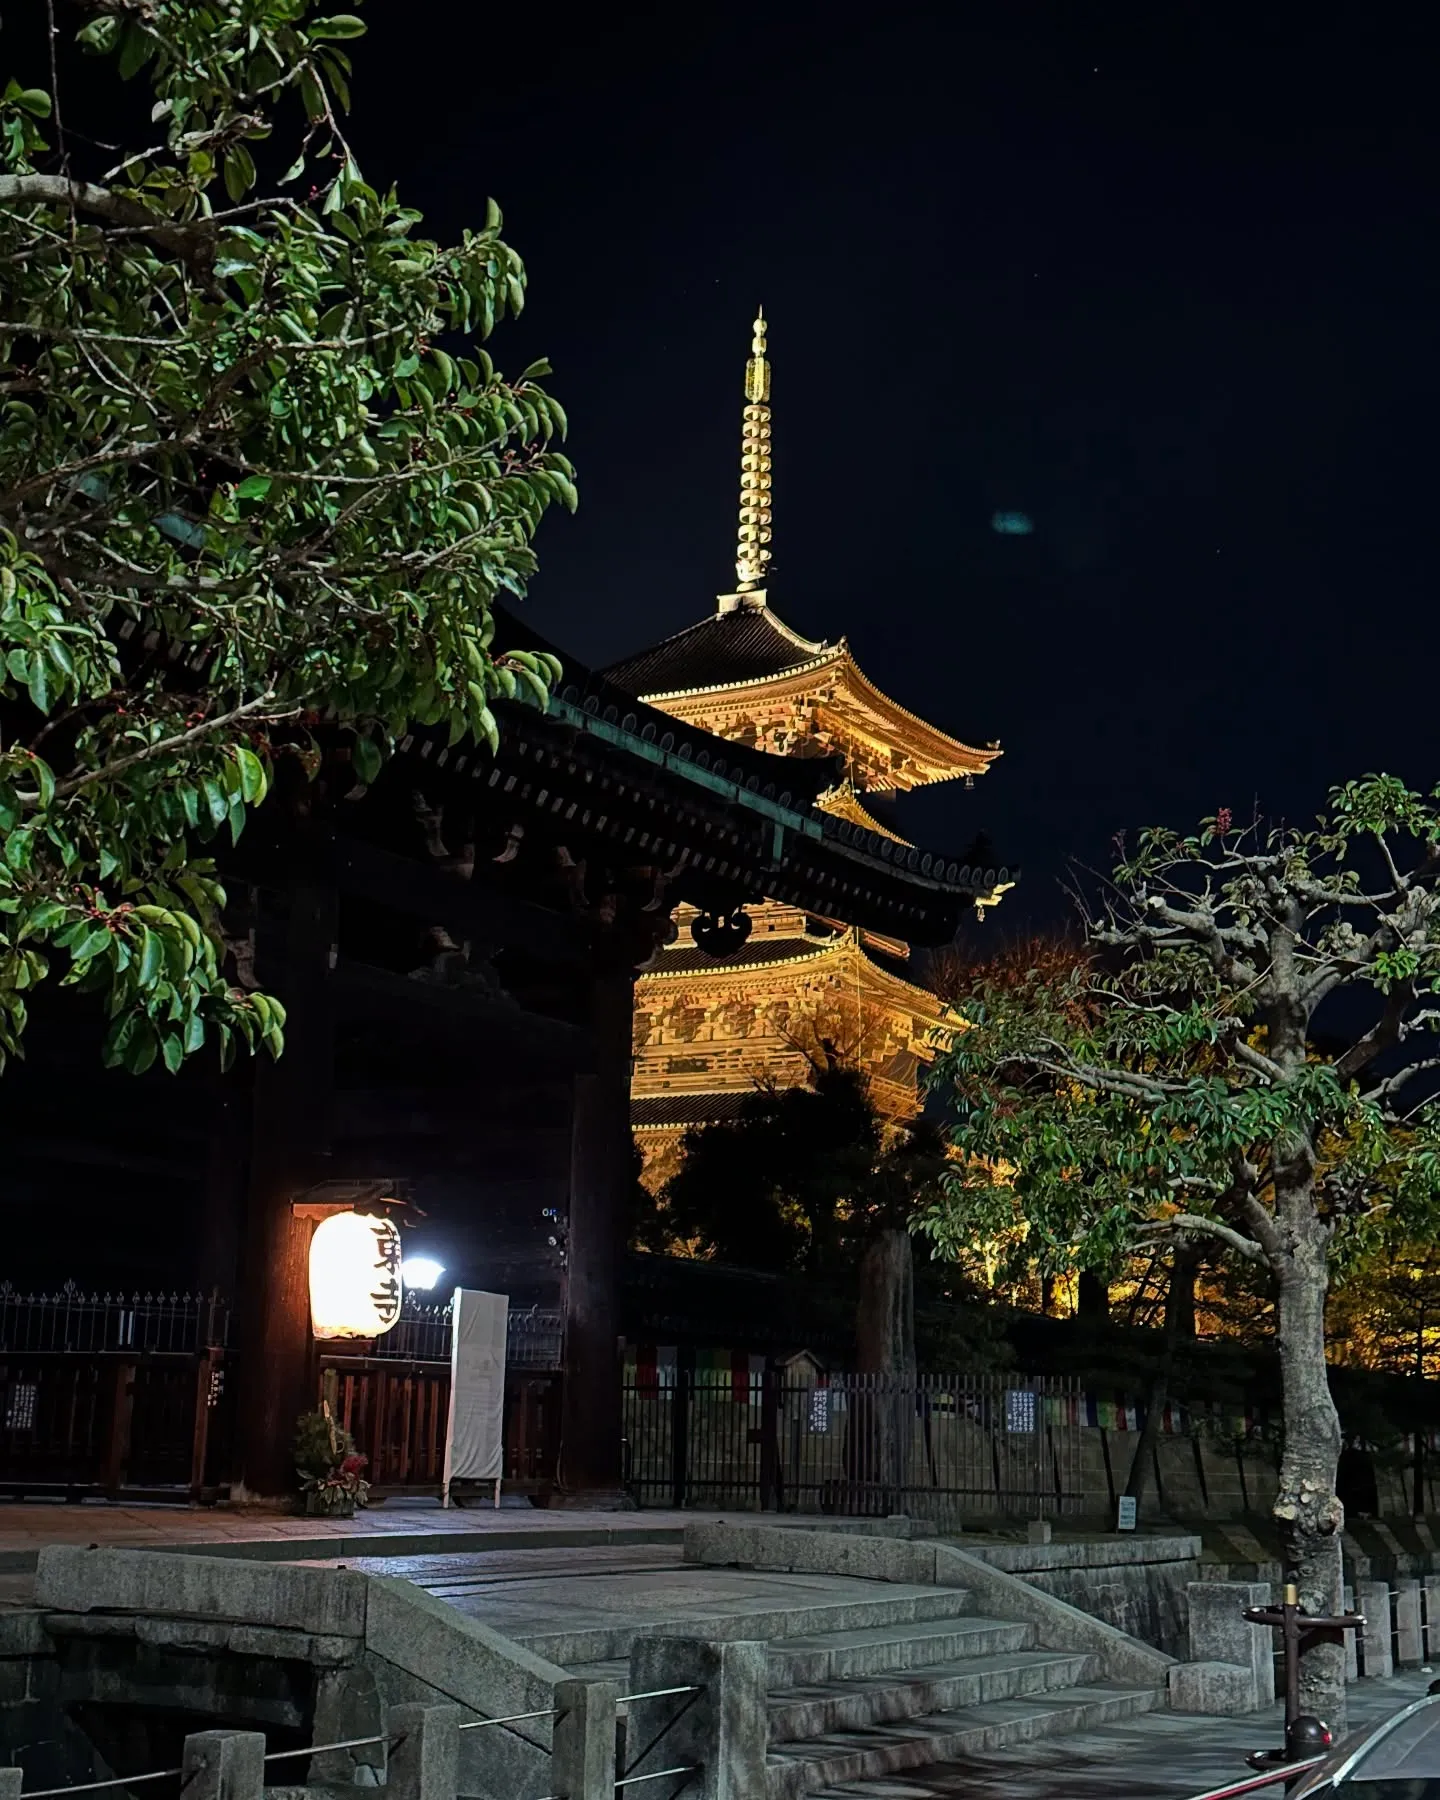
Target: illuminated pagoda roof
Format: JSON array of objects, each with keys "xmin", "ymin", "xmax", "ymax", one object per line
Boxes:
[
  {"xmin": 816, "ymin": 781, "xmax": 911, "ymax": 845},
  {"xmin": 604, "ymin": 599, "xmax": 830, "ymax": 697},
  {"xmin": 603, "ymin": 312, "xmax": 1000, "ymax": 794},
  {"xmin": 379, "ymin": 606, "xmax": 1019, "ymax": 944}
]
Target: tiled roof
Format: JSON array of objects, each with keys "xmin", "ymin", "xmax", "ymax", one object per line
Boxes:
[
  {"xmin": 604, "ymin": 602, "xmax": 833, "ymax": 698},
  {"xmin": 390, "ymin": 607, "xmax": 1019, "ymax": 941},
  {"xmin": 818, "ymin": 784, "xmax": 910, "ymax": 845},
  {"xmin": 860, "ymin": 937, "xmax": 939, "ymax": 998},
  {"xmin": 494, "ymin": 604, "xmax": 844, "ymax": 807},
  {"xmin": 642, "ymin": 937, "xmax": 835, "ymax": 977},
  {"xmin": 632, "ymin": 1092, "xmax": 754, "ymax": 1129}
]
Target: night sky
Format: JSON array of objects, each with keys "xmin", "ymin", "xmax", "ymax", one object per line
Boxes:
[{"xmin": 17, "ymin": 2, "xmax": 1440, "ymax": 934}]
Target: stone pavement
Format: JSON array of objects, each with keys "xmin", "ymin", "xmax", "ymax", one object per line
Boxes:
[
  {"xmin": 849, "ymin": 1668, "xmax": 1435, "ymax": 1798},
  {"xmin": 0, "ymin": 1497, "xmax": 716, "ymax": 1572},
  {"xmin": 304, "ymin": 1542, "xmax": 952, "ymax": 1659}
]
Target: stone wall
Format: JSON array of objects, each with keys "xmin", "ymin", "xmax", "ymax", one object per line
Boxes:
[
  {"xmin": 1073, "ymin": 1427, "xmax": 1279, "ymax": 1521},
  {"xmin": 682, "ymin": 1521, "xmax": 1176, "ymax": 1688},
  {"xmin": 0, "ymin": 1548, "xmax": 602, "ymax": 1800},
  {"xmin": 967, "ymin": 1537, "xmax": 1202, "ymax": 1659},
  {"xmin": 0, "ymin": 1609, "xmax": 93, "ymax": 1795}
]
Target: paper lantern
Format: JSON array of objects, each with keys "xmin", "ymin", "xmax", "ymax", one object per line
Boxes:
[{"xmin": 309, "ymin": 1211, "xmax": 404, "ymax": 1340}]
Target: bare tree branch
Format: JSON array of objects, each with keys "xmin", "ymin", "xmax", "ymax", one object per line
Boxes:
[{"xmin": 1336, "ymin": 981, "xmax": 1415, "ymax": 1080}]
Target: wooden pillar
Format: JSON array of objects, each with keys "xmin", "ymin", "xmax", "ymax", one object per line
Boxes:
[
  {"xmin": 233, "ymin": 855, "xmax": 337, "ymax": 1502},
  {"xmin": 557, "ymin": 964, "xmax": 634, "ymax": 1503},
  {"xmin": 199, "ymin": 1065, "xmax": 252, "ymax": 1300}
]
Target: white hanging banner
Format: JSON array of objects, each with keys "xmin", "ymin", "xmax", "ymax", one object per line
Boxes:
[{"xmin": 442, "ymin": 1288, "xmax": 509, "ymax": 1504}]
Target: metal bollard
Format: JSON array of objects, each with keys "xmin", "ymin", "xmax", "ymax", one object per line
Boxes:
[
  {"xmin": 1246, "ymin": 1715, "xmax": 1333, "ymax": 1794},
  {"xmin": 1242, "ymin": 1582, "xmax": 1361, "ymax": 1773}
]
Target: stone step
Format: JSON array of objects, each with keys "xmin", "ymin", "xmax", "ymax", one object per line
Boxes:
[
  {"xmin": 517, "ymin": 1584, "xmax": 972, "ymax": 1668},
  {"xmin": 765, "ymin": 1681, "xmax": 1167, "ymax": 1800},
  {"xmin": 766, "ymin": 1649, "xmax": 1097, "ymax": 1743},
  {"xmin": 768, "ymin": 1616, "xmax": 1031, "ymax": 1687},
  {"xmin": 567, "ymin": 1656, "xmax": 630, "ymax": 1686}
]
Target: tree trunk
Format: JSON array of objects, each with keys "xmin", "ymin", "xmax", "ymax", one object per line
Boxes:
[
  {"xmin": 1416, "ymin": 1305, "xmax": 1428, "ymax": 1517},
  {"xmin": 850, "ymin": 1229, "xmax": 915, "ymax": 1513},
  {"xmin": 1124, "ymin": 1247, "xmax": 1199, "ymax": 1515},
  {"xmin": 558, "ymin": 966, "xmax": 635, "ymax": 1501},
  {"xmin": 1077, "ymin": 1271, "xmax": 1110, "ymax": 1318},
  {"xmin": 1275, "ymin": 1240, "xmax": 1347, "ymax": 1735},
  {"xmin": 856, "ymin": 1228, "xmax": 916, "ymax": 1379}
]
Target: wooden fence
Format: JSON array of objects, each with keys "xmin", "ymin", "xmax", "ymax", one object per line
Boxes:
[
  {"xmin": 319, "ymin": 1357, "xmax": 560, "ymax": 1497},
  {"xmin": 0, "ymin": 1285, "xmax": 560, "ymax": 1502}
]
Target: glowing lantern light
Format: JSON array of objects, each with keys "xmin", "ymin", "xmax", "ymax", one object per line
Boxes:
[{"xmin": 309, "ymin": 1211, "xmax": 404, "ymax": 1341}]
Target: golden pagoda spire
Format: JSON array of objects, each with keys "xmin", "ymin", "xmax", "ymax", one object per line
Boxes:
[{"xmin": 734, "ymin": 307, "xmax": 772, "ymax": 594}]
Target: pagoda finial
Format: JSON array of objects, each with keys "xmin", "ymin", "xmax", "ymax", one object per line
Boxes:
[{"xmin": 734, "ymin": 307, "xmax": 772, "ymax": 594}]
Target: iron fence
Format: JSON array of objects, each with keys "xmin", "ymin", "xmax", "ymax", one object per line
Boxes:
[
  {"xmin": 0, "ymin": 1285, "xmax": 564, "ymax": 1368},
  {"xmin": 621, "ymin": 1367, "xmax": 1083, "ymax": 1522},
  {"xmin": 374, "ymin": 1300, "xmax": 563, "ymax": 1370},
  {"xmin": 0, "ymin": 1283, "xmax": 230, "ymax": 1354}
]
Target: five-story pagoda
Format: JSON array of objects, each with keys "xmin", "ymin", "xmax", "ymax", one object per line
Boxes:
[{"xmin": 605, "ymin": 312, "xmax": 1010, "ymax": 1188}]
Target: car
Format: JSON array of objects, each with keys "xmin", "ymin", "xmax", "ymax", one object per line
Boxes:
[{"xmin": 1286, "ymin": 1692, "xmax": 1440, "ymax": 1796}]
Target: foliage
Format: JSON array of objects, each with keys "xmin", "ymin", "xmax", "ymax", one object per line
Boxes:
[
  {"xmin": 294, "ymin": 1403, "xmax": 368, "ymax": 1504},
  {"xmin": 648, "ymin": 1064, "xmax": 951, "ymax": 1276},
  {"xmin": 926, "ymin": 928, "xmax": 1090, "ymax": 1013},
  {"xmin": 0, "ymin": 0, "xmax": 573, "ymax": 1077},
  {"xmin": 923, "ymin": 781, "xmax": 1440, "ymax": 1283},
  {"xmin": 923, "ymin": 776, "xmax": 1440, "ymax": 1718},
  {"xmin": 1329, "ymin": 1240, "xmax": 1440, "ymax": 1380}
]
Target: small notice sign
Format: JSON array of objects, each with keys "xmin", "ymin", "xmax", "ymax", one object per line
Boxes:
[
  {"xmin": 1004, "ymin": 1389, "xmax": 1038, "ymax": 1434},
  {"xmin": 1116, "ymin": 1496, "xmax": 1137, "ymax": 1531}
]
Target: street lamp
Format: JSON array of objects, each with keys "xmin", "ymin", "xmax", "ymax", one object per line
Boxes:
[{"xmin": 402, "ymin": 1256, "xmax": 445, "ymax": 1292}]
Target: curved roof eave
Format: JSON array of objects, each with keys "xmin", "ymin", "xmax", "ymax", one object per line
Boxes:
[
  {"xmin": 643, "ymin": 644, "xmax": 999, "ymax": 783},
  {"xmin": 636, "ymin": 643, "xmax": 845, "ymax": 705}
]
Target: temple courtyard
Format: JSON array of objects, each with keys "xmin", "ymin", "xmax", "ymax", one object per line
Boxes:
[{"xmin": 0, "ymin": 1502, "xmax": 1423, "ymax": 1799}]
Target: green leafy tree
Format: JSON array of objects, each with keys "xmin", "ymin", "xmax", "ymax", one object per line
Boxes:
[
  {"xmin": 658, "ymin": 1063, "xmax": 947, "ymax": 1276},
  {"xmin": 923, "ymin": 778, "xmax": 1440, "ymax": 1730},
  {"xmin": 0, "ymin": 0, "xmax": 573, "ymax": 1077},
  {"xmin": 1330, "ymin": 1240, "xmax": 1440, "ymax": 1381}
]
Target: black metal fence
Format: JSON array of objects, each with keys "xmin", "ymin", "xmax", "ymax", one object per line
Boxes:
[
  {"xmin": 375, "ymin": 1298, "xmax": 563, "ymax": 1370},
  {"xmin": 0, "ymin": 1283, "xmax": 231, "ymax": 1354},
  {"xmin": 0, "ymin": 1285, "xmax": 564, "ymax": 1368},
  {"xmin": 621, "ymin": 1368, "xmax": 1084, "ymax": 1521}
]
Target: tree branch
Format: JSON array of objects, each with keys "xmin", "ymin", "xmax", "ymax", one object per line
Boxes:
[
  {"xmin": 0, "ymin": 173, "xmax": 215, "ymax": 272},
  {"xmin": 1371, "ymin": 1057, "xmax": 1440, "ymax": 1109},
  {"xmin": 1233, "ymin": 1037, "xmax": 1283, "ymax": 1082},
  {"xmin": 47, "ymin": 694, "xmax": 297, "ymax": 799},
  {"xmin": 1101, "ymin": 895, "xmax": 1262, "ymax": 987},
  {"xmin": 1335, "ymin": 981, "xmax": 1414, "ymax": 1080},
  {"xmin": 1016, "ymin": 1049, "xmax": 1188, "ymax": 1104},
  {"xmin": 1136, "ymin": 1212, "xmax": 1267, "ymax": 1265}
]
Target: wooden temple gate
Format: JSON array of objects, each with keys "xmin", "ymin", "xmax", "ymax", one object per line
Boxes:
[{"xmin": 1, "ymin": 608, "xmax": 1007, "ymax": 1509}]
